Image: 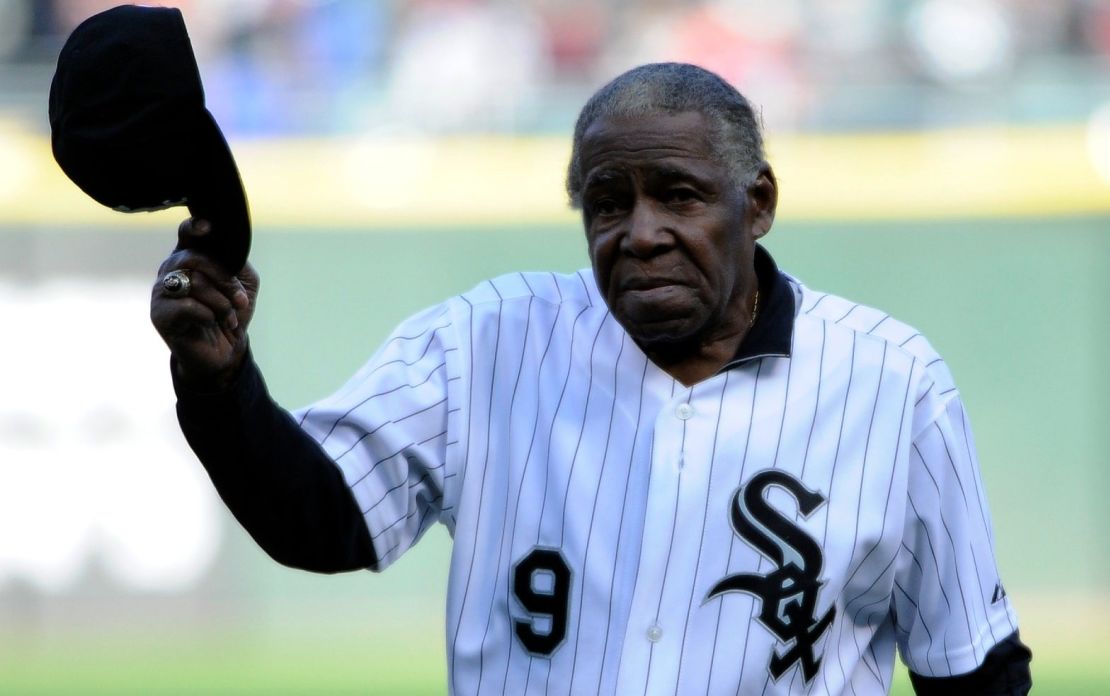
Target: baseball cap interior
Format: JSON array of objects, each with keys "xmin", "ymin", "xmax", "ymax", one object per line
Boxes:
[{"xmin": 49, "ymin": 4, "xmax": 251, "ymax": 273}]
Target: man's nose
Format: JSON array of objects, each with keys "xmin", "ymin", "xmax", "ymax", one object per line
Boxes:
[{"xmin": 621, "ymin": 200, "xmax": 672, "ymax": 257}]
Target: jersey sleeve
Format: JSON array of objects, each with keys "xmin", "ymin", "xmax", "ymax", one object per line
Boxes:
[
  {"xmin": 892, "ymin": 380, "xmax": 1021, "ymax": 677},
  {"xmin": 293, "ymin": 302, "xmax": 462, "ymax": 571}
]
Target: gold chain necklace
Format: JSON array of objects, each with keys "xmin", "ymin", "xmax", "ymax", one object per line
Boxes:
[{"xmin": 749, "ymin": 290, "xmax": 760, "ymax": 328}]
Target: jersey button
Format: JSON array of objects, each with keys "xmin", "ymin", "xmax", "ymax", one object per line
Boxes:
[
  {"xmin": 675, "ymin": 403, "xmax": 694, "ymax": 420},
  {"xmin": 646, "ymin": 624, "xmax": 663, "ymax": 642}
]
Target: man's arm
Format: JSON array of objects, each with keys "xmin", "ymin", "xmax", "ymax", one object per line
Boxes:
[
  {"xmin": 910, "ymin": 631, "xmax": 1032, "ymax": 695},
  {"xmin": 151, "ymin": 217, "xmax": 375, "ymax": 572},
  {"xmin": 173, "ymin": 352, "xmax": 376, "ymax": 572},
  {"xmin": 894, "ymin": 367, "xmax": 1031, "ymax": 693}
]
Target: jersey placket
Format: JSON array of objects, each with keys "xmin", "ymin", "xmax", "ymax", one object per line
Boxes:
[{"xmin": 616, "ymin": 380, "xmax": 723, "ymax": 694}]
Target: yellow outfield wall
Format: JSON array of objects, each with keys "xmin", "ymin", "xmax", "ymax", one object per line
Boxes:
[{"xmin": 3, "ymin": 120, "xmax": 1110, "ymax": 228}]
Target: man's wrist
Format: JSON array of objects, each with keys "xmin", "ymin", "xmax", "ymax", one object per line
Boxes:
[{"xmin": 171, "ymin": 350, "xmax": 250, "ymax": 397}]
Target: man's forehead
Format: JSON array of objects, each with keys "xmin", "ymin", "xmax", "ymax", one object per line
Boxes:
[
  {"xmin": 582, "ymin": 110, "xmax": 709, "ymax": 146},
  {"xmin": 579, "ymin": 111, "xmax": 716, "ymax": 170}
]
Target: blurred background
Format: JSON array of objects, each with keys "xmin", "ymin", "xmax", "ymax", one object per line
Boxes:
[{"xmin": 1, "ymin": 0, "xmax": 1108, "ymax": 693}]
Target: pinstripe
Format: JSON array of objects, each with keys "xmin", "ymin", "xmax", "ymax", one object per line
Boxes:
[
  {"xmin": 448, "ymin": 291, "xmax": 484, "ymax": 695},
  {"xmin": 931, "ymin": 422, "xmax": 972, "ymax": 516},
  {"xmin": 906, "ymin": 495, "xmax": 955, "ymax": 674},
  {"xmin": 967, "ymin": 551, "xmax": 1000, "ymax": 647},
  {"xmin": 911, "ymin": 443, "xmax": 977, "ymax": 641},
  {"xmin": 867, "ymin": 314, "xmax": 891, "ymax": 334},
  {"xmin": 297, "ymin": 310, "xmax": 451, "ymax": 426},
  {"xmin": 798, "ymin": 321, "xmax": 827, "ymax": 481},
  {"xmin": 705, "ymin": 360, "xmax": 763, "ymax": 696},
  {"xmin": 734, "ymin": 355, "xmax": 796, "ymax": 696},
  {"xmin": 556, "ymin": 313, "xmax": 612, "ymax": 547},
  {"xmin": 350, "ymin": 443, "xmax": 412, "ymax": 492},
  {"xmin": 318, "ymin": 359, "xmax": 447, "ymax": 446},
  {"xmin": 846, "ymin": 551, "xmax": 900, "ymax": 683},
  {"xmin": 592, "ymin": 356, "xmax": 649, "ymax": 696},
  {"xmin": 805, "ymin": 293, "xmax": 830, "ymax": 313},
  {"xmin": 816, "ymin": 330, "xmax": 856, "ymax": 696},
  {"xmin": 778, "ymin": 321, "xmax": 828, "ymax": 696},
  {"xmin": 496, "ymin": 301, "xmax": 571, "ymax": 694},
  {"xmin": 531, "ymin": 310, "xmax": 590, "ymax": 545},
  {"xmin": 835, "ymin": 303, "xmax": 861, "ymax": 323},
  {"xmin": 837, "ymin": 358, "xmax": 915, "ymax": 691},
  {"xmin": 362, "ymin": 474, "xmax": 409, "ymax": 516},
  {"xmin": 673, "ymin": 373, "xmax": 729, "ymax": 694},
  {"xmin": 845, "ymin": 353, "xmax": 908, "ymax": 591},
  {"xmin": 475, "ymin": 295, "xmax": 533, "ymax": 695},
  {"xmin": 316, "ymin": 325, "xmax": 449, "ymax": 442},
  {"xmin": 752, "ymin": 349, "xmax": 797, "ymax": 696},
  {"xmin": 542, "ymin": 312, "xmax": 612, "ymax": 696},
  {"xmin": 893, "ymin": 577, "xmax": 933, "ymax": 652},
  {"xmin": 564, "ymin": 329, "xmax": 625, "ymax": 693},
  {"xmin": 915, "ymin": 382, "xmax": 935, "ymax": 406},
  {"xmin": 294, "ymin": 267, "xmax": 1018, "ymax": 695},
  {"xmin": 898, "ymin": 333, "xmax": 921, "ymax": 348},
  {"xmin": 518, "ymin": 303, "xmax": 592, "ymax": 694},
  {"xmin": 643, "ymin": 432, "xmax": 683, "ymax": 688},
  {"xmin": 844, "ymin": 344, "xmax": 888, "ymax": 587},
  {"xmin": 958, "ymin": 407, "xmax": 995, "ymax": 547}
]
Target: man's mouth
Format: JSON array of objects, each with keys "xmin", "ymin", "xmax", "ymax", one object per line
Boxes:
[{"xmin": 621, "ymin": 277, "xmax": 684, "ymax": 291}]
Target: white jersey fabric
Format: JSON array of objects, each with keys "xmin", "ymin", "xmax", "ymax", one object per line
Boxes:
[{"xmin": 295, "ymin": 250, "xmax": 1018, "ymax": 695}]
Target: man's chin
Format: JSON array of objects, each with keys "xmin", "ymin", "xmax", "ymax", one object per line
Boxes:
[{"xmin": 616, "ymin": 313, "xmax": 704, "ymax": 352}]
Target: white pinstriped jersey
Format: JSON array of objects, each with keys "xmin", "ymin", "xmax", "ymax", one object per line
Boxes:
[{"xmin": 295, "ymin": 250, "xmax": 1018, "ymax": 695}]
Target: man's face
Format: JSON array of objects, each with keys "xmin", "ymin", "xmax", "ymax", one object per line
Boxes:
[{"xmin": 579, "ymin": 110, "xmax": 774, "ymax": 353}]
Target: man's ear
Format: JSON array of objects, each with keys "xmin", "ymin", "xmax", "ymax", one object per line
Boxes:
[{"xmin": 746, "ymin": 164, "xmax": 778, "ymax": 240}]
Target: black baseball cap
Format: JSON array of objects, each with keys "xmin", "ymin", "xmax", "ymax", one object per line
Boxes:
[{"xmin": 49, "ymin": 4, "xmax": 250, "ymax": 273}]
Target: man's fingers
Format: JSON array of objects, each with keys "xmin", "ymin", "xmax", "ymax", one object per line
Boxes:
[
  {"xmin": 152, "ymin": 295, "xmax": 219, "ymax": 338},
  {"xmin": 185, "ymin": 271, "xmax": 239, "ymax": 329},
  {"xmin": 152, "ymin": 270, "xmax": 240, "ymax": 331},
  {"xmin": 157, "ymin": 247, "xmax": 252, "ymax": 312},
  {"xmin": 152, "ymin": 219, "xmax": 255, "ymax": 388},
  {"xmin": 176, "ymin": 217, "xmax": 212, "ymax": 251},
  {"xmin": 156, "ymin": 257, "xmax": 243, "ymax": 306}
]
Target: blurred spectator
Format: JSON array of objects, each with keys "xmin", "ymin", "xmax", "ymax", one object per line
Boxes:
[
  {"xmin": 0, "ymin": 0, "xmax": 31, "ymax": 61},
  {"xmin": 1078, "ymin": 0, "xmax": 1110, "ymax": 58},
  {"xmin": 1, "ymin": 0, "xmax": 1109, "ymax": 134},
  {"xmin": 906, "ymin": 0, "xmax": 1016, "ymax": 84},
  {"xmin": 535, "ymin": 0, "xmax": 607, "ymax": 82},
  {"xmin": 385, "ymin": 0, "xmax": 550, "ymax": 132},
  {"xmin": 199, "ymin": 0, "xmax": 392, "ymax": 134}
]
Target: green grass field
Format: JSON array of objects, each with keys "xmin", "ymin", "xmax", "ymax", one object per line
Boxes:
[{"xmin": 0, "ymin": 624, "xmax": 1102, "ymax": 694}]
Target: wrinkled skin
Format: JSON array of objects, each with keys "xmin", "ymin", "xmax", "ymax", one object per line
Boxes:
[
  {"xmin": 578, "ymin": 111, "xmax": 777, "ymax": 385},
  {"xmin": 150, "ymin": 218, "xmax": 259, "ymax": 390}
]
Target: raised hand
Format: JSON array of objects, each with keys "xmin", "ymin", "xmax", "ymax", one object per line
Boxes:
[{"xmin": 150, "ymin": 218, "xmax": 260, "ymax": 390}]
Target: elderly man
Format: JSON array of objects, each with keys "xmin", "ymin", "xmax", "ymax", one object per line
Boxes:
[{"xmin": 151, "ymin": 63, "xmax": 1031, "ymax": 694}]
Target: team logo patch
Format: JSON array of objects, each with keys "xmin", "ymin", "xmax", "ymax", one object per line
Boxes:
[
  {"xmin": 705, "ymin": 470, "xmax": 835, "ymax": 684},
  {"xmin": 991, "ymin": 582, "xmax": 1007, "ymax": 604}
]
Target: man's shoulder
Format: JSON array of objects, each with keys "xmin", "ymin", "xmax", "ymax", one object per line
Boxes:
[
  {"xmin": 790, "ymin": 278, "xmax": 954, "ymax": 389},
  {"xmin": 452, "ymin": 269, "xmax": 601, "ymax": 311}
]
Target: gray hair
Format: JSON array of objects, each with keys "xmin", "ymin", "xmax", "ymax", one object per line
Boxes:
[{"xmin": 566, "ymin": 63, "xmax": 765, "ymax": 208}]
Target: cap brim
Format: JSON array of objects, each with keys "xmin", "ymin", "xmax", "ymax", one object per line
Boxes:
[{"xmin": 184, "ymin": 111, "xmax": 251, "ymax": 273}]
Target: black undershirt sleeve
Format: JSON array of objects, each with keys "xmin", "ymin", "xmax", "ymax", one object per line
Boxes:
[
  {"xmin": 172, "ymin": 352, "xmax": 377, "ymax": 573},
  {"xmin": 909, "ymin": 630, "xmax": 1032, "ymax": 695}
]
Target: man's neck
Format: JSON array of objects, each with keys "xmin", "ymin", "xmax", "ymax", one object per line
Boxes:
[{"xmin": 643, "ymin": 327, "xmax": 751, "ymax": 387}]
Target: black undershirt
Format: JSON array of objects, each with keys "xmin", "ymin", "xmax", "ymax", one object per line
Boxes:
[{"xmin": 173, "ymin": 353, "xmax": 376, "ymax": 572}]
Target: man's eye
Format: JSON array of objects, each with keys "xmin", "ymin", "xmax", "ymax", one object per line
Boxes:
[
  {"xmin": 592, "ymin": 198, "xmax": 621, "ymax": 216},
  {"xmin": 666, "ymin": 188, "xmax": 699, "ymax": 204}
]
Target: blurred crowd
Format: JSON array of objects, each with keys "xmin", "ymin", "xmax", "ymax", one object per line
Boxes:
[{"xmin": 1, "ymin": 0, "xmax": 1108, "ymax": 134}]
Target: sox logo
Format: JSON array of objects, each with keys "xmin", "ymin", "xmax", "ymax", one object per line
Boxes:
[{"xmin": 706, "ymin": 470, "xmax": 836, "ymax": 684}]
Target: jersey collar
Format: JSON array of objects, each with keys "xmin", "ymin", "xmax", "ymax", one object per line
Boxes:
[{"xmin": 721, "ymin": 244, "xmax": 795, "ymax": 370}]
